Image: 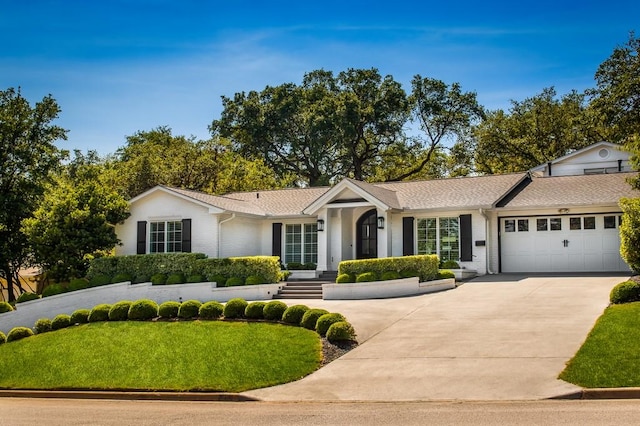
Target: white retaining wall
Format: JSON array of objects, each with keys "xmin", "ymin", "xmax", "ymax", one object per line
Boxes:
[
  {"xmin": 0, "ymin": 281, "xmax": 284, "ymax": 334},
  {"xmin": 322, "ymin": 277, "xmax": 456, "ymax": 300}
]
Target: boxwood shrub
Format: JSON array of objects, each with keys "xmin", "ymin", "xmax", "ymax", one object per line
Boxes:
[
  {"xmin": 441, "ymin": 260, "xmax": 460, "ymax": 269},
  {"xmin": 225, "ymin": 277, "xmax": 244, "ymax": 287},
  {"xmin": 0, "ymin": 331, "xmax": 5, "ymax": 344},
  {"xmin": 187, "ymin": 274, "xmax": 205, "ymax": 283},
  {"xmin": 263, "ymin": 300, "xmax": 288, "ymax": 321},
  {"xmin": 68, "ymin": 278, "xmax": 90, "ymax": 291},
  {"xmin": 88, "ymin": 304, "xmax": 112, "ymax": 322},
  {"xmin": 245, "ymin": 301, "xmax": 266, "ymax": 319},
  {"xmin": 199, "ymin": 301, "xmax": 224, "ymax": 319},
  {"xmin": 51, "ymin": 314, "xmax": 72, "ymax": 330},
  {"xmin": 316, "ymin": 313, "xmax": 346, "ymax": 336},
  {"xmin": 381, "ymin": 271, "xmax": 401, "ymax": 281},
  {"xmin": 166, "ymin": 273, "xmax": 186, "ymax": 285},
  {"xmin": 128, "ymin": 299, "xmax": 159, "ymax": 320},
  {"xmin": 42, "ymin": 284, "xmax": 65, "ymax": 297},
  {"xmin": 88, "ymin": 274, "xmax": 111, "ymax": 288},
  {"xmin": 356, "ymin": 272, "xmax": 377, "ymax": 283},
  {"xmin": 339, "ymin": 255, "xmax": 438, "ymax": 282},
  {"xmin": 7, "ymin": 326, "xmax": 34, "ymax": 342},
  {"xmin": 336, "ymin": 274, "xmax": 354, "ymax": 283},
  {"xmin": 0, "ymin": 301, "xmax": 15, "ymax": 313},
  {"xmin": 16, "ymin": 292, "xmax": 40, "ymax": 303},
  {"xmin": 223, "ymin": 298, "xmax": 248, "ymax": 319},
  {"xmin": 158, "ymin": 301, "xmax": 181, "ymax": 319},
  {"xmin": 34, "ymin": 318, "xmax": 52, "ymax": 334},
  {"xmin": 109, "ymin": 301, "xmax": 133, "ymax": 321},
  {"xmin": 326, "ymin": 321, "xmax": 356, "ymax": 343},
  {"xmin": 438, "ymin": 269, "xmax": 456, "ymax": 279},
  {"xmin": 150, "ymin": 273, "xmax": 167, "ymax": 285},
  {"xmin": 245, "ymin": 275, "xmax": 265, "ymax": 285},
  {"xmin": 178, "ymin": 300, "xmax": 202, "ymax": 319},
  {"xmin": 111, "ymin": 273, "xmax": 132, "ymax": 284},
  {"xmin": 400, "ymin": 269, "xmax": 420, "ymax": 279},
  {"xmin": 282, "ymin": 304, "xmax": 309, "ymax": 325},
  {"xmin": 209, "ymin": 274, "xmax": 227, "ymax": 286},
  {"xmin": 132, "ymin": 274, "xmax": 150, "ymax": 284},
  {"xmin": 301, "ymin": 308, "xmax": 329, "ymax": 330},
  {"xmin": 610, "ymin": 280, "xmax": 640, "ymax": 304},
  {"xmin": 70, "ymin": 309, "xmax": 91, "ymax": 324}
]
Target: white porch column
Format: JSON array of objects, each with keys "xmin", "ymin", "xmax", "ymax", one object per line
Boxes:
[
  {"xmin": 316, "ymin": 208, "xmax": 329, "ymax": 271},
  {"xmin": 377, "ymin": 209, "xmax": 391, "ymax": 259}
]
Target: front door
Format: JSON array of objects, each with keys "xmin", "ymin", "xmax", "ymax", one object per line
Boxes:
[{"xmin": 356, "ymin": 209, "xmax": 378, "ymax": 259}]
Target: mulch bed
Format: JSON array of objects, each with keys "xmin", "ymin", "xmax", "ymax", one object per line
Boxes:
[{"xmin": 320, "ymin": 338, "xmax": 358, "ymax": 367}]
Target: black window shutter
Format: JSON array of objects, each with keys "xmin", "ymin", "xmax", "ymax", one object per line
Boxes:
[
  {"xmin": 136, "ymin": 221, "xmax": 147, "ymax": 255},
  {"xmin": 459, "ymin": 214, "xmax": 472, "ymax": 262},
  {"xmin": 182, "ymin": 219, "xmax": 192, "ymax": 253},
  {"xmin": 402, "ymin": 217, "xmax": 414, "ymax": 256},
  {"xmin": 272, "ymin": 223, "xmax": 283, "ymax": 261}
]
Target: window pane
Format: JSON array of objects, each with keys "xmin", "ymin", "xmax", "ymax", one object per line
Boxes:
[
  {"xmin": 570, "ymin": 218, "xmax": 581, "ymax": 230},
  {"xmin": 550, "ymin": 218, "xmax": 562, "ymax": 231},
  {"xmin": 517, "ymin": 219, "xmax": 529, "ymax": 232},
  {"xmin": 150, "ymin": 222, "xmax": 165, "ymax": 253},
  {"xmin": 604, "ymin": 216, "xmax": 616, "ymax": 229},
  {"xmin": 439, "ymin": 217, "xmax": 459, "ymax": 262},
  {"xmin": 416, "ymin": 218, "xmax": 437, "ymax": 255},
  {"xmin": 584, "ymin": 217, "xmax": 596, "ymax": 230},
  {"xmin": 166, "ymin": 221, "xmax": 182, "ymax": 252},
  {"xmin": 504, "ymin": 220, "xmax": 515, "ymax": 232},
  {"xmin": 285, "ymin": 224, "xmax": 302, "ymax": 264},
  {"xmin": 537, "ymin": 219, "xmax": 548, "ymax": 231},
  {"xmin": 303, "ymin": 223, "xmax": 318, "ymax": 264}
]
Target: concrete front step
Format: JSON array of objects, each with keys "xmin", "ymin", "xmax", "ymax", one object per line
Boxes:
[{"xmin": 276, "ymin": 282, "xmax": 324, "ymax": 299}]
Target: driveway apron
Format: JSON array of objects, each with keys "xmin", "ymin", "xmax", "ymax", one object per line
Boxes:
[{"xmin": 244, "ymin": 275, "xmax": 625, "ymax": 401}]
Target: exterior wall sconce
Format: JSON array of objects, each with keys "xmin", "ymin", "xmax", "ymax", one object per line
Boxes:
[
  {"xmin": 377, "ymin": 216, "xmax": 385, "ymax": 229},
  {"xmin": 558, "ymin": 208, "xmax": 569, "ymax": 214},
  {"xmin": 317, "ymin": 219, "xmax": 325, "ymax": 231}
]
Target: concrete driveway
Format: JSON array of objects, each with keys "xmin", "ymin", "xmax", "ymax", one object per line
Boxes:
[{"xmin": 245, "ymin": 274, "xmax": 627, "ymax": 401}]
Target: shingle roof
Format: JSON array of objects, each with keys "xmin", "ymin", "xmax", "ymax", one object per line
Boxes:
[
  {"xmin": 502, "ymin": 172, "xmax": 639, "ymax": 209},
  {"xmin": 345, "ymin": 178, "xmax": 402, "ymax": 210},
  {"xmin": 164, "ymin": 187, "xmax": 267, "ymax": 216},
  {"xmin": 227, "ymin": 186, "xmax": 329, "ymax": 216}
]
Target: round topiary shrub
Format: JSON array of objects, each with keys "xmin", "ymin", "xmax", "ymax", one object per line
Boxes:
[
  {"xmin": 42, "ymin": 284, "xmax": 65, "ymax": 297},
  {"xmin": 178, "ymin": 299, "xmax": 202, "ymax": 319},
  {"xmin": 356, "ymin": 272, "xmax": 377, "ymax": 283},
  {"xmin": 245, "ymin": 275, "xmax": 265, "ymax": 285},
  {"xmin": 111, "ymin": 273, "xmax": 133, "ymax": 284},
  {"xmin": 441, "ymin": 260, "xmax": 460, "ymax": 269},
  {"xmin": 88, "ymin": 274, "xmax": 111, "ymax": 288},
  {"xmin": 158, "ymin": 301, "xmax": 181, "ymax": 319},
  {"xmin": 209, "ymin": 274, "xmax": 227, "ymax": 286},
  {"xmin": 263, "ymin": 300, "xmax": 288, "ymax": 321},
  {"xmin": 68, "ymin": 278, "xmax": 90, "ymax": 291},
  {"xmin": 166, "ymin": 273, "xmax": 186, "ymax": 285},
  {"xmin": 381, "ymin": 271, "xmax": 401, "ymax": 281},
  {"xmin": 244, "ymin": 301, "xmax": 266, "ymax": 319},
  {"xmin": 300, "ymin": 308, "xmax": 329, "ymax": 330},
  {"xmin": 70, "ymin": 309, "xmax": 90, "ymax": 324},
  {"xmin": 225, "ymin": 277, "xmax": 244, "ymax": 287},
  {"xmin": 610, "ymin": 280, "xmax": 640, "ymax": 304},
  {"xmin": 437, "ymin": 269, "xmax": 456, "ymax": 280},
  {"xmin": 326, "ymin": 321, "xmax": 356, "ymax": 343},
  {"xmin": 133, "ymin": 275, "xmax": 150, "ymax": 284},
  {"xmin": 51, "ymin": 314, "xmax": 72, "ymax": 331},
  {"xmin": 151, "ymin": 273, "xmax": 167, "ymax": 285},
  {"xmin": 400, "ymin": 269, "xmax": 420, "ymax": 279},
  {"xmin": 282, "ymin": 304, "xmax": 309, "ymax": 325},
  {"xmin": 199, "ymin": 301, "xmax": 224, "ymax": 319},
  {"xmin": 88, "ymin": 304, "xmax": 112, "ymax": 323},
  {"xmin": 16, "ymin": 292, "xmax": 40, "ymax": 303},
  {"xmin": 316, "ymin": 313, "xmax": 347, "ymax": 336},
  {"xmin": 0, "ymin": 331, "xmax": 5, "ymax": 344},
  {"xmin": 109, "ymin": 301, "xmax": 133, "ymax": 321},
  {"xmin": 128, "ymin": 299, "xmax": 159, "ymax": 321},
  {"xmin": 187, "ymin": 274, "xmax": 205, "ymax": 283},
  {"xmin": 34, "ymin": 318, "xmax": 52, "ymax": 334},
  {"xmin": 0, "ymin": 301, "xmax": 15, "ymax": 313},
  {"xmin": 223, "ymin": 298, "xmax": 248, "ymax": 319},
  {"xmin": 7, "ymin": 326, "xmax": 34, "ymax": 342},
  {"xmin": 336, "ymin": 274, "xmax": 355, "ymax": 283}
]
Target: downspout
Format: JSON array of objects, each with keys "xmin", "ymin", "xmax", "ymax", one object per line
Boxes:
[
  {"xmin": 217, "ymin": 214, "xmax": 236, "ymax": 258},
  {"xmin": 479, "ymin": 208, "xmax": 496, "ymax": 274}
]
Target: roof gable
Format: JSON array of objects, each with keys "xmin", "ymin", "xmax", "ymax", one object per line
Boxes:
[
  {"xmin": 302, "ymin": 178, "xmax": 401, "ymax": 215},
  {"xmin": 530, "ymin": 142, "xmax": 630, "ymax": 176}
]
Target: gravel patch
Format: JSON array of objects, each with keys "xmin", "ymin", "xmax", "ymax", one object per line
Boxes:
[{"xmin": 320, "ymin": 338, "xmax": 358, "ymax": 366}]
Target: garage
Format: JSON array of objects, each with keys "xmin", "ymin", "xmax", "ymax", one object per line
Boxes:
[{"xmin": 500, "ymin": 214, "xmax": 630, "ymax": 273}]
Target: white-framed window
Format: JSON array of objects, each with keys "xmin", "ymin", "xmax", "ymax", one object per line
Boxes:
[
  {"xmin": 417, "ymin": 217, "xmax": 459, "ymax": 262},
  {"xmin": 285, "ymin": 223, "xmax": 318, "ymax": 265},
  {"xmin": 150, "ymin": 220, "xmax": 182, "ymax": 253}
]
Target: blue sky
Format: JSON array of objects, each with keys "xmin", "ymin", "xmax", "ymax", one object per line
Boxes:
[{"xmin": 1, "ymin": 0, "xmax": 638, "ymax": 155}]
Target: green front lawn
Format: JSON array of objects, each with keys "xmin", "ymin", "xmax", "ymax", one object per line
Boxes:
[
  {"xmin": 0, "ymin": 321, "xmax": 321, "ymax": 392},
  {"xmin": 560, "ymin": 302, "xmax": 640, "ymax": 388}
]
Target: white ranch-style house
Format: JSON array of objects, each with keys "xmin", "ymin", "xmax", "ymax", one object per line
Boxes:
[{"xmin": 116, "ymin": 142, "xmax": 638, "ymax": 275}]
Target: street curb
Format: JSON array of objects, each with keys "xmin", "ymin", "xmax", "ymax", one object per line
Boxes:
[
  {"xmin": 0, "ymin": 389, "xmax": 259, "ymax": 402},
  {"xmin": 551, "ymin": 388, "xmax": 640, "ymax": 400}
]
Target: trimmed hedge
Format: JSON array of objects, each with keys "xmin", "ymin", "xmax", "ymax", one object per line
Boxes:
[
  {"xmin": 225, "ymin": 277, "xmax": 244, "ymax": 287},
  {"xmin": 158, "ymin": 301, "xmax": 181, "ymax": 319},
  {"xmin": 245, "ymin": 275, "xmax": 265, "ymax": 285},
  {"xmin": 381, "ymin": 271, "xmax": 401, "ymax": 281},
  {"xmin": 356, "ymin": 272, "xmax": 377, "ymax": 283},
  {"xmin": 88, "ymin": 274, "xmax": 111, "ymax": 288},
  {"xmin": 326, "ymin": 321, "xmax": 356, "ymax": 343},
  {"xmin": 109, "ymin": 301, "xmax": 133, "ymax": 321},
  {"xmin": 245, "ymin": 301, "xmax": 266, "ymax": 319},
  {"xmin": 0, "ymin": 331, "xmax": 5, "ymax": 344},
  {"xmin": 68, "ymin": 278, "xmax": 90, "ymax": 291},
  {"xmin": 441, "ymin": 260, "xmax": 460, "ymax": 269},
  {"xmin": 336, "ymin": 274, "xmax": 355, "ymax": 283},
  {"xmin": 282, "ymin": 304, "xmax": 309, "ymax": 325},
  {"xmin": 610, "ymin": 281, "xmax": 640, "ymax": 304},
  {"xmin": 88, "ymin": 304, "xmax": 112, "ymax": 322},
  {"xmin": 339, "ymin": 255, "xmax": 439, "ymax": 282},
  {"xmin": 178, "ymin": 300, "xmax": 202, "ymax": 319},
  {"xmin": 34, "ymin": 318, "xmax": 52, "ymax": 334},
  {"xmin": 42, "ymin": 284, "xmax": 65, "ymax": 297},
  {"xmin": 316, "ymin": 313, "xmax": 346, "ymax": 337},
  {"xmin": 301, "ymin": 308, "xmax": 329, "ymax": 330},
  {"xmin": 286, "ymin": 262, "xmax": 316, "ymax": 270},
  {"xmin": 128, "ymin": 299, "xmax": 159, "ymax": 320},
  {"xmin": 263, "ymin": 301, "xmax": 287, "ymax": 321},
  {"xmin": 166, "ymin": 273, "xmax": 186, "ymax": 285},
  {"xmin": 16, "ymin": 292, "xmax": 40, "ymax": 303},
  {"xmin": 70, "ymin": 309, "xmax": 90, "ymax": 324},
  {"xmin": 187, "ymin": 274, "xmax": 205, "ymax": 283},
  {"xmin": 199, "ymin": 301, "xmax": 224, "ymax": 319},
  {"xmin": 150, "ymin": 273, "xmax": 167, "ymax": 285},
  {"xmin": 223, "ymin": 298, "xmax": 248, "ymax": 319},
  {"xmin": 209, "ymin": 274, "xmax": 227, "ymax": 286},
  {"xmin": 438, "ymin": 269, "xmax": 455, "ymax": 279},
  {"xmin": 0, "ymin": 301, "xmax": 14, "ymax": 313},
  {"xmin": 111, "ymin": 273, "xmax": 132, "ymax": 284},
  {"xmin": 7, "ymin": 327, "xmax": 34, "ymax": 342},
  {"xmin": 51, "ymin": 314, "xmax": 72, "ymax": 330}
]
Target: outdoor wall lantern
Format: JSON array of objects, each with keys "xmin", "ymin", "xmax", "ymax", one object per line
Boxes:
[
  {"xmin": 377, "ymin": 216, "xmax": 385, "ymax": 229},
  {"xmin": 317, "ymin": 219, "xmax": 325, "ymax": 231}
]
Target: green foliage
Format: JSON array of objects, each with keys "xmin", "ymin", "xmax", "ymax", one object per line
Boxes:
[
  {"xmin": 88, "ymin": 274, "xmax": 111, "ymax": 288},
  {"xmin": 209, "ymin": 274, "xmax": 227, "ymax": 286},
  {"xmin": 620, "ymin": 198, "xmax": 640, "ymax": 273},
  {"xmin": 34, "ymin": 318, "xmax": 52, "ymax": 334},
  {"xmin": 0, "ymin": 301, "xmax": 15, "ymax": 313},
  {"xmin": 132, "ymin": 274, "xmax": 150, "ymax": 284},
  {"xmin": 128, "ymin": 299, "xmax": 159, "ymax": 321},
  {"xmin": 244, "ymin": 301, "xmax": 266, "ymax": 319},
  {"xmin": 400, "ymin": 269, "xmax": 420, "ymax": 279},
  {"xmin": 68, "ymin": 278, "xmax": 89, "ymax": 291},
  {"xmin": 70, "ymin": 309, "xmax": 90, "ymax": 324},
  {"xmin": 111, "ymin": 273, "xmax": 132, "ymax": 284},
  {"xmin": 166, "ymin": 273, "xmax": 186, "ymax": 285},
  {"xmin": 287, "ymin": 262, "xmax": 316, "ymax": 270},
  {"xmin": 186, "ymin": 274, "xmax": 205, "ymax": 283},
  {"xmin": 199, "ymin": 256, "xmax": 281, "ymax": 284},
  {"xmin": 438, "ymin": 269, "xmax": 456, "ymax": 279},
  {"xmin": 316, "ymin": 313, "xmax": 346, "ymax": 337},
  {"xmin": 441, "ymin": 260, "xmax": 460, "ymax": 269},
  {"xmin": 225, "ymin": 277, "xmax": 244, "ymax": 287},
  {"xmin": 326, "ymin": 321, "xmax": 357, "ymax": 343},
  {"xmin": 88, "ymin": 304, "xmax": 112, "ymax": 323},
  {"xmin": 245, "ymin": 275, "xmax": 265, "ymax": 285},
  {"xmin": 198, "ymin": 301, "xmax": 224, "ymax": 320},
  {"xmin": 0, "ymin": 331, "xmax": 5, "ymax": 344},
  {"xmin": 109, "ymin": 301, "xmax": 133, "ymax": 321},
  {"xmin": 158, "ymin": 301, "xmax": 181, "ymax": 319},
  {"xmin": 336, "ymin": 273, "xmax": 355, "ymax": 283},
  {"xmin": 150, "ymin": 273, "xmax": 167, "ymax": 285},
  {"xmin": 356, "ymin": 272, "xmax": 377, "ymax": 283},
  {"xmin": 380, "ymin": 271, "xmax": 401, "ymax": 281},
  {"xmin": 177, "ymin": 300, "xmax": 202, "ymax": 319},
  {"xmin": 51, "ymin": 314, "xmax": 72, "ymax": 331},
  {"xmin": 282, "ymin": 304, "xmax": 309, "ymax": 325},
  {"xmin": 300, "ymin": 308, "xmax": 329, "ymax": 330},
  {"xmin": 263, "ymin": 301, "xmax": 288, "ymax": 321},
  {"xmin": 7, "ymin": 326, "xmax": 34, "ymax": 342},
  {"xmin": 610, "ymin": 281, "xmax": 640, "ymax": 304},
  {"xmin": 223, "ymin": 298, "xmax": 248, "ymax": 319},
  {"xmin": 16, "ymin": 292, "xmax": 40, "ymax": 303},
  {"xmin": 339, "ymin": 255, "xmax": 438, "ymax": 282},
  {"xmin": 42, "ymin": 284, "xmax": 65, "ymax": 297}
]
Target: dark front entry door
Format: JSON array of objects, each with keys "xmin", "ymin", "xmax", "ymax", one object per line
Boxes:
[{"xmin": 356, "ymin": 209, "xmax": 378, "ymax": 259}]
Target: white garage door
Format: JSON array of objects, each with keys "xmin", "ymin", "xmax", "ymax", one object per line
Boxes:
[{"xmin": 501, "ymin": 214, "xmax": 630, "ymax": 273}]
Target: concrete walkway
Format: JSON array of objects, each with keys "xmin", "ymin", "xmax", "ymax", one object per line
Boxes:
[{"xmin": 245, "ymin": 274, "xmax": 627, "ymax": 401}]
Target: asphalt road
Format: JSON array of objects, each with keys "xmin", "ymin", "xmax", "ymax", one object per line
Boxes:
[{"xmin": 2, "ymin": 399, "xmax": 640, "ymax": 425}]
